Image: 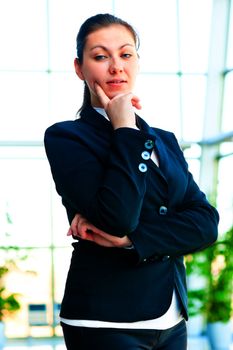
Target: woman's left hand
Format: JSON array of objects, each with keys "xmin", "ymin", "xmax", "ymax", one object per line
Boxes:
[{"xmin": 67, "ymin": 213, "xmax": 132, "ymax": 248}]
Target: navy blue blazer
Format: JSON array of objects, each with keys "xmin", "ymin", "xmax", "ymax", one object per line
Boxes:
[{"xmin": 44, "ymin": 106, "xmax": 219, "ymax": 322}]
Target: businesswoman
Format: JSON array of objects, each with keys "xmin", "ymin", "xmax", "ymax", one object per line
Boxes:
[{"xmin": 44, "ymin": 13, "xmax": 219, "ymax": 350}]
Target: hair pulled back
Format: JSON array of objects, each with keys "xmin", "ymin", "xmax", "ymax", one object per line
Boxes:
[{"xmin": 76, "ymin": 13, "xmax": 139, "ymax": 112}]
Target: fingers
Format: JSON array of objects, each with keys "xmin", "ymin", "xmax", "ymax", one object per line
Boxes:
[
  {"xmin": 67, "ymin": 213, "xmax": 131, "ymax": 248},
  {"xmin": 131, "ymin": 96, "xmax": 142, "ymax": 110},
  {"xmin": 67, "ymin": 213, "xmax": 84, "ymax": 237},
  {"xmin": 78, "ymin": 219, "xmax": 93, "ymax": 238},
  {"xmin": 70, "ymin": 213, "xmax": 82, "ymax": 236},
  {"xmin": 95, "ymin": 230, "xmax": 132, "ymax": 247},
  {"xmin": 67, "ymin": 227, "xmax": 73, "ymax": 236},
  {"xmin": 95, "ymin": 82, "xmax": 141, "ymax": 111},
  {"xmin": 94, "ymin": 83, "xmax": 110, "ymax": 109},
  {"xmin": 68, "ymin": 213, "xmax": 107, "ymax": 239}
]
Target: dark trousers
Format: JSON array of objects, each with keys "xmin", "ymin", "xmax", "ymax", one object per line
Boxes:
[{"xmin": 61, "ymin": 319, "xmax": 187, "ymax": 350}]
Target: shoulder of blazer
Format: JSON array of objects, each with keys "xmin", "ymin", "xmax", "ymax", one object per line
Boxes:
[
  {"xmin": 44, "ymin": 107, "xmax": 113, "ymax": 142},
  {"xmin": 136, "ymin": 114, "xmax": 181, "ymax": 153},
  {"xmin": 152, "ymin": 127, "xmax": 185, "ymax": 156},
  {"xmin": 44, "ymin": 110, "xmax": 114, "ymax": 164},
  {"xmin": 152, "ymin": 127, "xmax": 178, "ymax": 145}
]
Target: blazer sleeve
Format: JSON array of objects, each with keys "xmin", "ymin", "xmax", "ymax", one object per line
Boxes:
[
  {"xmin": 128, "ymin": 134, "xmax": 219, "ymax": 262},
  {"xmin": 44, "ymin": 123, "xmax": 155, "ymax": 236}
]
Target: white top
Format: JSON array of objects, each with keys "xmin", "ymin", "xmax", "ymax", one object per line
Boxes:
[
  {"xmin": 60, "ymin": 290, "xmax": 183, "ymax": 329},
  {"xmin": 61, "ymin": 108, "xmax": 183, "ymax": 329}
]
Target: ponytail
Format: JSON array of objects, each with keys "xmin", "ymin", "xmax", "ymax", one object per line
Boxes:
[{"xmin": 78, "ymin": 81, "xmax": 91, "ymax": 113}]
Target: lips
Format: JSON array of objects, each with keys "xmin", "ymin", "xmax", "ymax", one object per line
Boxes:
[{"xmin": 107, "ymin": 79, "xmax": 126, "ymax": 84}]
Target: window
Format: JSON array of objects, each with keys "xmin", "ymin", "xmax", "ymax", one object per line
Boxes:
[{"xmin": 0, "ymin": 0, "xmax": 232, "ymax": 338}]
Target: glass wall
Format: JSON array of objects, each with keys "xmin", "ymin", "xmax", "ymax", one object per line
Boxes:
[
  {"xmin": 0, "ymin": 0, "xmax": 232, "ymax": 338},
  {"xmin": 217, "ymin": 0, "xmax": 233, "ymax": 234}
]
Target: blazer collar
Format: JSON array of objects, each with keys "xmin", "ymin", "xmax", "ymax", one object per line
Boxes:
[
  {"xmin": 79, "ymin": 106, "xmax": 113, "ymax": 132},
  {"xmin": 80, "ymin": 106, "xmax": 159, "ymax": 139}
]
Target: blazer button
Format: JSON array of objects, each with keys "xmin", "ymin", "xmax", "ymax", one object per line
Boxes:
[
  {"xmin": 138, "ymin": 163, "xmax": 148, "ymax": 172},
  {"xmin": 141, "ymin": 151, "xmax": 151, "ymax": 160},
  {"xmin": 144, "ymin": 140, "xmax": 154, "ymax": 149},
  {"xmin": 159, "ymin": 206, "xmax": 168, "ymax": 215}
]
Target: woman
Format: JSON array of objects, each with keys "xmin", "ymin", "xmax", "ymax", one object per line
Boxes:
[{"xmin": 44, "ymin": 13, "xmax": 219, "ymax": 350}]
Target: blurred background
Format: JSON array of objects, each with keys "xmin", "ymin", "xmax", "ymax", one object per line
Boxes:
[{"xmin": 0, "ymin": 0, "xmax": 232, "ymax": 348}]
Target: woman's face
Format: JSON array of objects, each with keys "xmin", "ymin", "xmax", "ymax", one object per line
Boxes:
[{"xmin": 74, "ymin": 24, "xmax": 139, "ymax": 107}]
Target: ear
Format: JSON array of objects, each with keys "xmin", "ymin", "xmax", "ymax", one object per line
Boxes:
[{"xmin": 74, "ymin": 58, "xmax": 85, "ymax": 80}]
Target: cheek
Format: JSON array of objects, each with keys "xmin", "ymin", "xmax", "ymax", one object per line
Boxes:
[
  {"xmin": 83, "ymin": 69, "xmax": 103, "ymax": 91},
  {"xmin": 82, "ymin": 74, "xmax": 95, "ymax": 93},
  {"xmin": 132, "ymin": 62, "xmax": 139, "ymax": 76},
  {"xmin": 131, "ymin": 67, "xmax": 139, "ymax": 86}
]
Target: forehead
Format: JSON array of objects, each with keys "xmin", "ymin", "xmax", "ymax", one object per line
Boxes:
[{"xmin": 85, "ymin": 24, "xmax": 136, "ymax": 50}]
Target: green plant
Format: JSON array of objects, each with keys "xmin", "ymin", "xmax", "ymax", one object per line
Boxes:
[
  {"xmin": 0, "ymin": 265, "xmax": 20, "ymax": 322},
  {"xmin": 0, "ymin": 210, "xmax": 26, "ymax": 322},
  {"xmin": 205, "ymin": 226, "xmax": 233, "ymax": 323},
  {"xmin": 186, "ymin": 226, "xmax": 233, "ymax": 323},
  {"xmin": 185, "ymin": 250, "xmax": 209, "ymax": 317}
]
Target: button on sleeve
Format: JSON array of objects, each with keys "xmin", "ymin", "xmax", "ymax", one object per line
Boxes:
[
  {"xmin": 141, "ymin": 151, "xmax": 151, "ymax": 160},
  {"xmin": 138, "ymin": 163, "xmax": 148, "ymax": 172},
  {"xmin": 159, "ymin": 206, "xmax": 168, "ymax": 215},
  {"xmin": 144, "ymin": 140, "xmax": 154, "ymax": 149}
]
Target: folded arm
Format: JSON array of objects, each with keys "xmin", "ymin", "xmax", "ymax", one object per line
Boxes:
[
  {"xmin": 68, "ymin": 213, "xmax": 132, "ymax": 248},
  {"xmin": 128, "ymin": 172, "xmax": 219, "ymax": 262},
  {"xmin": 45, "ymin": 124, "xmax": 154, "ymax": 235}
]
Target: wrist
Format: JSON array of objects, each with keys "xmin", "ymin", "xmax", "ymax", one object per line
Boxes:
[
  {"xmin": 123, "ymin": 243, "xmax": 135, "ymax": 250},
  {"xmin": 113, "ymin": 123, "xmax": 139, "ymax": 130}
]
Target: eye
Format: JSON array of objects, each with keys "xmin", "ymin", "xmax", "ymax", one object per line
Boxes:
[
  {"xmin": 121, "ymin": 53, "xmax": 132, "ymax": 59},
  {"xmin": 94, "ymin": 55, "xmax": 107, "ymax": 61}
]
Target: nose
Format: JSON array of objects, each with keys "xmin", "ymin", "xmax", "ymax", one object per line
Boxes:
[{"xmin": 109, "ymin": 57, "xmax": 123, "ymax": 74}]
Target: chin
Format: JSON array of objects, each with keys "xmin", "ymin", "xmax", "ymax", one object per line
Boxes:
[{"xmin": 107, "ymin": 90, "xmax": 128, "ymax": 99}]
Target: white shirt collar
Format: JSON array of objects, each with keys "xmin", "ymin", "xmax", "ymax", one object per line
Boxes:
[{"xmin": 93, "ymin": 107, "xmax": 109, "ymax": 121}]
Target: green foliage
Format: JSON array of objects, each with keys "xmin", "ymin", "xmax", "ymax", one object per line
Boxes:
[
  {"xmin": 187, "ymin": 289, "xmax": 207, "ymax": 317},
  {"xmin": 186, "ymin": 226, "xmax": 233, "ymax": 323},
  {"xmin": 0, "ymin": 211, "xmax": 23, "ymax": 321},
  {"xmin": 186, "ymin": 249, "xmax": 210, "ymax": 316},
  {"xmin": 0, "ymin": 266, "xmax": 21, "ymax": 321},
  {"xmin": 205, "ymin": 226, "xmax": 233, "ymax": 323}
]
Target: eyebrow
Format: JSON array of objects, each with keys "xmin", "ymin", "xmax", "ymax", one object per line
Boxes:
[{"xmin": 90, "ymin": 43, "xmax": 135, "ymax": 51}]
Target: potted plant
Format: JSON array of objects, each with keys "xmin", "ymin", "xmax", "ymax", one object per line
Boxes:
[
  {"xmin": 186, "ymin": 225, "xmax": 233, "ymax": 345},
  {"xmin": 0, "ymin": 264, "xmax": 21, "ymax": 348},
  {"xmin": 185, "ymin": 251, "xmax": 208, "ymax": 336},
  {"xmin": 205, "ymin": 225, "xmax": 233, "ymax": 350},
  {"xmin": 0, "ymin": 210, "xmax": 24, "ymax": 347}
]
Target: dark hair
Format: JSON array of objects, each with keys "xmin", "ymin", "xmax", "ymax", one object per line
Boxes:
[{"xmin": 76, "ymin": 13, "xmax": 139, "ymax": 113}]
